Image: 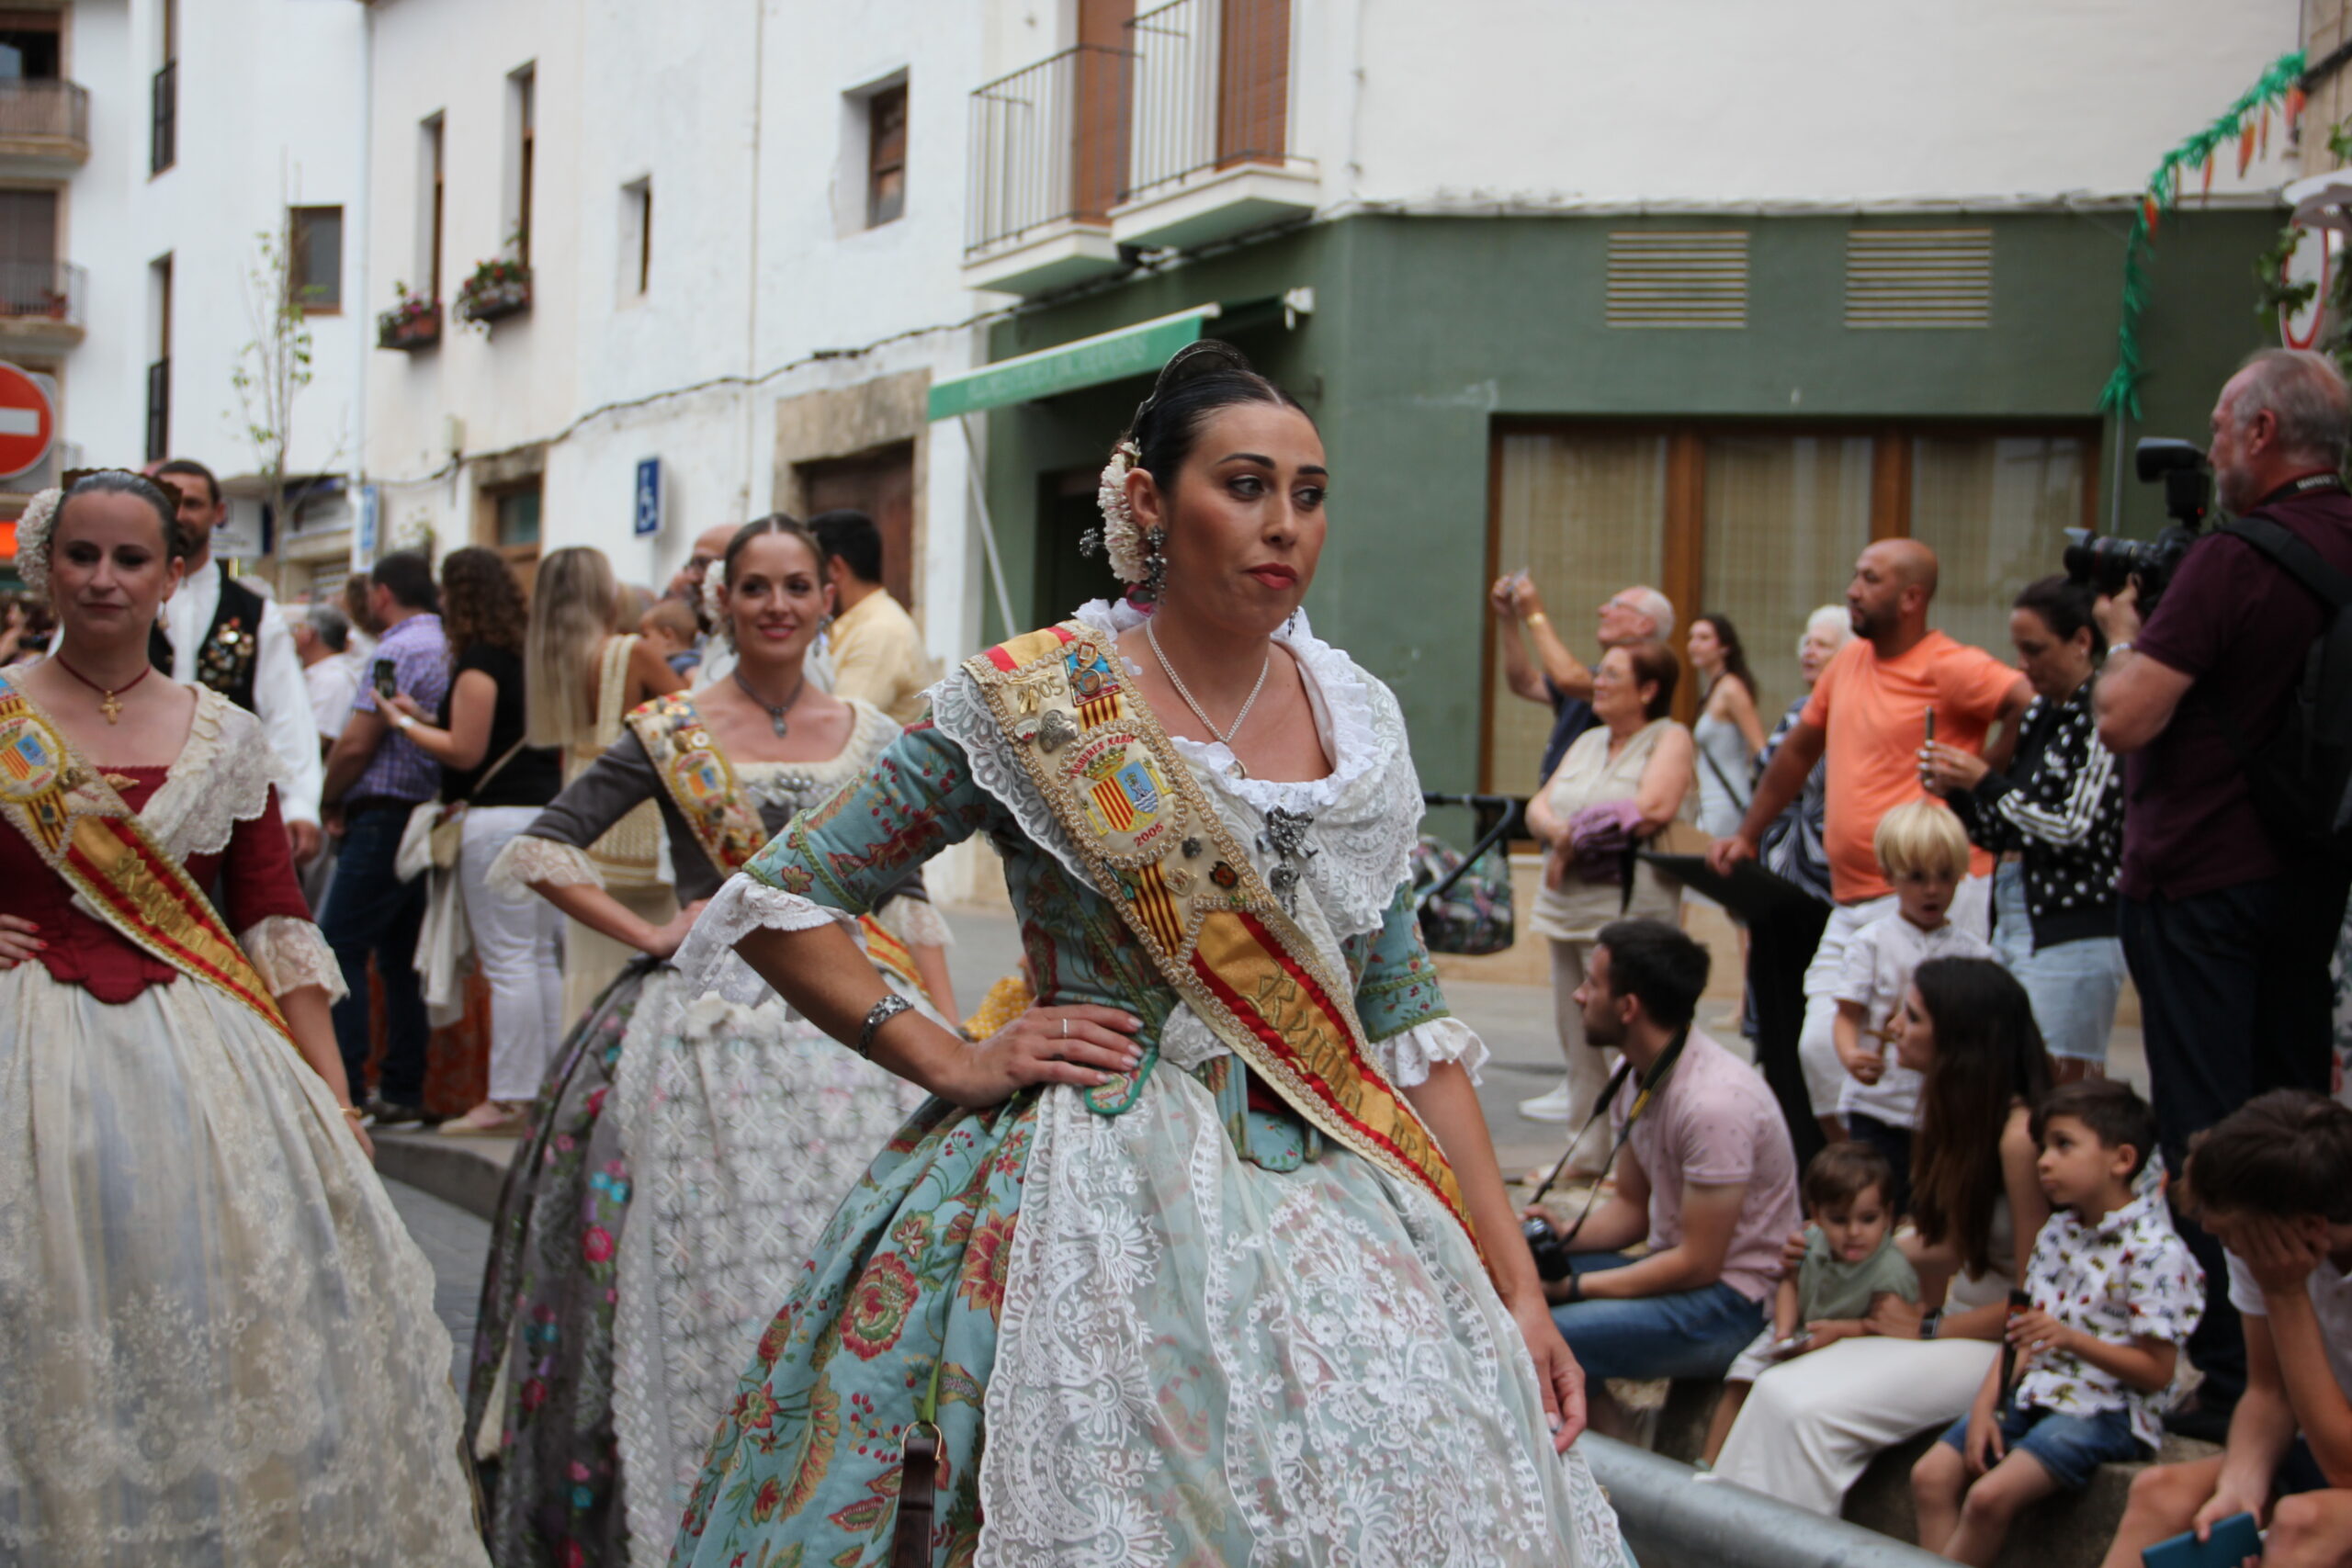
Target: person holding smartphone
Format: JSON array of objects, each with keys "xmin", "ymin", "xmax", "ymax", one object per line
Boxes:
[
  {"xmin": 2099, "ymin": 1092, "xmax": 2352, "ymax": 1568},
  {"xmin": 320, "ymin": 550, "xmax": 449, "ymax": 1126}
]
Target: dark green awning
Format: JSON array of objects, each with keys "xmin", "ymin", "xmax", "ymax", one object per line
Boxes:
[{"xmin": 926, "ymin": 305, "xmax": 1221, "ymax": 422}]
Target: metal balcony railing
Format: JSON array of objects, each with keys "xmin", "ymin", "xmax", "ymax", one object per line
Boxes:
[
  {"xmin": 0, "ymin": 261, "xmax": 83, "ymax": 326},
  {"xmin": 1125, "ymin": 0, "xmax": 1304, "ymax": 204},
  {"xmin": 964, "ymin": 44, "xmax": 1131, "ymax": 258},
  {"xmin": 0, "ymin": 79, "xmax": 89, "ymax": 149},
  {"xmin": 145, "ymin": 358, "xmax": 169, "ymax": 463},
  {"xmin": 151, "ymin": 61, "xmax": 176, "ymax": 175}
]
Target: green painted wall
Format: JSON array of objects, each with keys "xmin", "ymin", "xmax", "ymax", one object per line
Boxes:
[{"xmin": 984, "ymin": 208, "xmax": 2278, "ymax": 794}]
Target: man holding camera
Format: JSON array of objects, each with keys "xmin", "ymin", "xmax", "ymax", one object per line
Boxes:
[
  {"xmin": 1533, "ymin": 919, "xmax": 1801, "ymax": 1438},
  {"xmin": 2098, "ymin": 347, "xmax": 2352, "ymax": 1426}
]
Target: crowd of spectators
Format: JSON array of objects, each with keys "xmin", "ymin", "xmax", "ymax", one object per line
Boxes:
[{"xmin": 1498, "ymin": 347, "xmax": 2352, "ymax": 1563}]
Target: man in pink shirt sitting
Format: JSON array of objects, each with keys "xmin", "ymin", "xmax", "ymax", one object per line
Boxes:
[{"xmin": 1537, "ymin": 919, "xmax": 1804, "ymax": 1438}]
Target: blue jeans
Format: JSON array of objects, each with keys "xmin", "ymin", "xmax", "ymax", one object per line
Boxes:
[
  {"xmin": 1550, "ymin": 1252, "xmax": 1766, "ymax": 1381},
  {"xmin": 320, "ymin": 802, "xmax": 430, "ymax": 1107},
  {"xmin": 1938, "ymin": 1401, "xmax": 2143, "ymax": 1491},
  {"xmin": 1990, "ymin": 862, "xmax": 2126, "ymax": 1066}
]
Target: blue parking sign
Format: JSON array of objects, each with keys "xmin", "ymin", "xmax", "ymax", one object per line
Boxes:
[{"xmin": 633, "ymin": 457, "xmax": 662, "ymax": 537}]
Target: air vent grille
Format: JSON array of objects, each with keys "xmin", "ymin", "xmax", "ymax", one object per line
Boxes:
[
  {"xmin": 1606, "ymin": 231, "xmax": 1749, "ymax": 329},
  {"xmin": 1846, "ymin": 229, "xmax": 1993, "ymax": 328}
]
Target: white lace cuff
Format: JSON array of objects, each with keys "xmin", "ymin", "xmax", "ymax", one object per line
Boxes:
[
  {"xmin": 673, "ymin": 873, "xmax": 856, "ymax": 1008},
  {"xmin": 1373, "ymin": 1016, "xmax": 1488, "ymax": 1089},
  {"xmin": 875, "ymin": 895, "xmax": 954, "ymax": 950},
  {"xmin": 488, "ymin": 835, "xmax": 602, "ymax": 899},
  {"xmin": 240, "ymin": 915, "xmax": 350, "ymax": 1004}
]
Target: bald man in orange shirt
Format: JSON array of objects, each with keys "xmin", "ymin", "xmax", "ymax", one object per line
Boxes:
[{"xmin": 1711, "ymin": 540, "xmax": 2031, "ymax": 1140}]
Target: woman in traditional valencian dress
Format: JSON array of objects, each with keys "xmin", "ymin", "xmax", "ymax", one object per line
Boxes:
[
  {"xmin": 0, "ymin": 474, "xmax": 485, "ymax": 1567},
  {"xmin": 468, "ymin": 515, "xmax": 937, "ymax": 1568},
  {"xmin": 668, "ymin": 344, "xmax": 1631, "ymax": 1568}
]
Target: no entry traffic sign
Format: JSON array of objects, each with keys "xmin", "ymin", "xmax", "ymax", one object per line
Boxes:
[{"xmin": 0, "ymin": 363, "xmax": 53, "ymax": 480}]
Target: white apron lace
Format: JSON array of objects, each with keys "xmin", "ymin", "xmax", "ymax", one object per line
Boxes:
[
  {"xmin": 0, "ymin": 693, "xmax": 485, "ymax": 1567},
  {"xmin": 609, "ymin": 729, "xmax": 939, "ymax": 1566}
]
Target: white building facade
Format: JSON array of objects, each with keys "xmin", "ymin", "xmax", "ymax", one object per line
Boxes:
[
  {"xmin": 0, "ymin": 0, "xmax": 371, "ymax": 597},
  {"xmin": 357, "ymin": 0, "xmax": 1006, "ymax": 673}
]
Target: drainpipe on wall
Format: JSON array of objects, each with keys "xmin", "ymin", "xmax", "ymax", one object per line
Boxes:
[{"xmin": 1580, "ymin": 1436, "xmax": 1951, "ymax": 1568}]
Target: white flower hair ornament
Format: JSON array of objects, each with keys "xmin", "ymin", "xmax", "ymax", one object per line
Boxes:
[
  {"xmin": 699, "ymin": 557, "xmax": 729, "ymax": 643},
  {"xmin": 14, "ymin": 486, "xmax": 62, "ymax": 597},
  {"xmin": 1084, "ymin": 439, "xmax": 1168, "ymax": 601}
]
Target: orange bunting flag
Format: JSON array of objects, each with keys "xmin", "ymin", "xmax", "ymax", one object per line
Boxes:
[
  {"xmin": 2201, "ymin": 153, "xmax": 2214, "ymax": 201},
  {"xmin": 2290, "ymin": 85, "xmax": 2308, "ymax": 133},
  {"xmin": 2240, "ymin": 119, "xmax": 2258, "ymax": 176},
  {"xmin": 2143, "ymin": 193, "xmax": 2161, "ymax": 235},
  {"xmin": 2261, "ymin": 104, "xmax": 2273, "ymax": 159}
]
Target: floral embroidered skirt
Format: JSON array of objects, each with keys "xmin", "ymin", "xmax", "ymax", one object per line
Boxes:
[
  {"xmin": 469, "ymin": 959, "xmax": 930, "ymax": 1568},
  {"xmin": 673, "ymin": 1063, "xmax": 1632, "ymax": 1568},
  {"xmin": 0, "ymin": 964, "xmax": 486, "ymax": 1567}
]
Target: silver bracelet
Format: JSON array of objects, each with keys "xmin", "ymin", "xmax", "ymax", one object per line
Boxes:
[{"xmin": 855, "ymin": 994, "xmax": 913, "ymax": 1059}]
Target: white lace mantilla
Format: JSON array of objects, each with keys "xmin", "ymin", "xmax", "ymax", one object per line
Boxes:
[
  {"xmin": 140, "ymin": 690, "xmax": 283, "ymax": 861},
  {"xmin": 239, "ymin": 915, "xmax": 348, "ymax": 1004},
  {"xmin": 931, "ymin": 600, "xmax": 1421, "ymax": 940}
]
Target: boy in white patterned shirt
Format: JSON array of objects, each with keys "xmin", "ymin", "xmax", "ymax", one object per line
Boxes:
[{"xmin": 1912, "ymin": 1079, "xmax": 2202, "ymax": 1566}]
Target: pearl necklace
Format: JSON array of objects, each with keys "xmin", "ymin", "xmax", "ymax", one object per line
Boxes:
[{"xmin": 1146, "ymin": 619, "xmax": 1270, "ymax": 778}]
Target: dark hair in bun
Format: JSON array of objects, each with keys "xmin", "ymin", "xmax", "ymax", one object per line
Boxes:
[{"xmin": 1123, "ymin": 340, "xmax": 1309, "ymax": 495}]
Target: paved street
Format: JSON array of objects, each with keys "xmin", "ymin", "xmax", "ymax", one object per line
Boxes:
[{"xmin": 386, "ymin": 1176, "xmax": 490, "ymax": 1389}]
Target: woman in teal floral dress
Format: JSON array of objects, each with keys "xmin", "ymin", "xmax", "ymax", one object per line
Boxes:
[{"xmin": 666, "ymin": 345, "xmax": 1631, "ymax": 1567}]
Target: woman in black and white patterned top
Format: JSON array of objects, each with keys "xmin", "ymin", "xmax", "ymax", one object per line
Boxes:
[{"xmin": 1920, "ymin": 576, "xmax": 2125, "ymax": 1079}]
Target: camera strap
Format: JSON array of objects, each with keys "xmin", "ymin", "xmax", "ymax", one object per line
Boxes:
[{"xmin": 1528, "ymin": 1024, "xmax": 1691, "ymax": 1244}]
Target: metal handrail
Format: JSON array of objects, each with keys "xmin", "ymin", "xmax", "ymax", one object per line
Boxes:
[
  {"xmin": 964, "ymin": 44, "xmax": 1132, "ymax": 256},
  {"xmin": 1581, "ymin": 1435, "xmax": 1953, "ymax": 1568},
  {"xmin": 1123, "ymin": 0, "xmax": 1307, "ymax": 204},
  {"xmin": 0, "ymin": 261, "xmax": 84, "ymax": 325},
  {"xmin": 0, "ymin": 78, "xmax": 88, "ymax": 146}
]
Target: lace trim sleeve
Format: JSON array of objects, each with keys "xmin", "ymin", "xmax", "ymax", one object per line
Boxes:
[
  {"xmin": 488, "ymin": 835, "xmax": 604, "ymax": 899},
  {"xmin": 239, "ymin": 914, "xmax": 350, "ymax": 1004},
  {"xmin": 1373, "ymin": 1016, "xmax": 1489, "ymax": 1089},
  {"xmin": 874, "ymin": 894, "xmax": 955, "ymax": 950},
  {"xmin": 672, "ymin": 873, "xmax": 858, "ymax": 1009}
]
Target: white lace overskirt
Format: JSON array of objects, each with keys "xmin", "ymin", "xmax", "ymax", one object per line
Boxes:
[
  {"xmin": 978, "ymin": 1069, "xmax": 1627, "ymax": 1568},
  {"xmin": 0, "ymin": 964, "xmax": 486, "ymax": 1566}
]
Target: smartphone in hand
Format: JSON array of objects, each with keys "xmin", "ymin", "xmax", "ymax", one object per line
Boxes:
[
  {"xmin": 371, "ymin": 657, "xmax": 398, "ymax": 703},
  {"xmin": 2142, "ymin": 1513, "xmax": 2261, "ymax": 1568}
]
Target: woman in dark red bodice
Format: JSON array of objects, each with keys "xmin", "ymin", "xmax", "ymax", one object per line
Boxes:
[{"xmin": 0, "ymin": 472, "xmax": 487, "ymax": 1567}]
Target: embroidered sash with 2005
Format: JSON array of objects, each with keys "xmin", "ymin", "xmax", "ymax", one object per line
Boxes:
[
  {"xmin": 967, "ymin": 621, "xmax": 1478, "ymax": 1247},
  {"xmin": 628, "ymin": 693, "xmax": 923, "ymax": 989},
  {"xmin": 0, "ymin": 672, "xmax": 292, "ymax": 1043}
]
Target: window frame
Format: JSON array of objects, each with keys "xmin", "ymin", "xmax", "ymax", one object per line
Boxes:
[
  {"xmin": 865, "ymin": 81, "xmax": 907, "ymax": 229},
  {"xmin": 288, "ymin": 204, "xmax": 343, "ymax": 314}
]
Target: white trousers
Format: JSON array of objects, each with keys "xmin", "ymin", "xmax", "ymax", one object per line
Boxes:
[
  {"xmin": 458, "ymin": 806, "xmax": 566, "ymax": 1103},
  {"xmin": 1547, "ymin": 940, "xmax": 1622, "ymax": 1163},
  {"xmin": 1794, "ymin": 874, "xmax": 1992, "ymax": 1116},
  {"xmin": 1712, "ymin": 1335, "xmax": 1999, "ymax": 1516}
]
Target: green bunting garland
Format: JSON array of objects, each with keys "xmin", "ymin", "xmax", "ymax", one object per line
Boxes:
[{"xmin": 2098, "ymin": 51, "xmax": 2307, "ymax": 419}]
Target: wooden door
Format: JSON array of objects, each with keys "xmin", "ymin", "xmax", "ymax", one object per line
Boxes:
[
  {"xmin": 1216, "ymin": 0, "xmax": 1287, "ymax": 167},
  {"xmin": 801, "ymin": 442, "xmax": 918, "ymax": 609}
]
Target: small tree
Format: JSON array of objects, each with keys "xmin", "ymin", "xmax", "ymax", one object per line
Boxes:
[{"xmin": 229, "ymin": 217, "xmax": 344, "ymax": 553}]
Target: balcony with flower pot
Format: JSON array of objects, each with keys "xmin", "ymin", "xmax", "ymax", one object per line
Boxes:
[
  {"xmin": 454, "ymin": 255, "xmax": 531, "ymax": 330},
  {"xmin": 376, "ymin": 285, "xmax": 442, "ymax": 351}
]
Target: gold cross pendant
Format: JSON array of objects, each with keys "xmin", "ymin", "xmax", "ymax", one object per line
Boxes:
[{"xmin": 98, "ymin": 691, "xmax": 123, "ymax": 724}]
